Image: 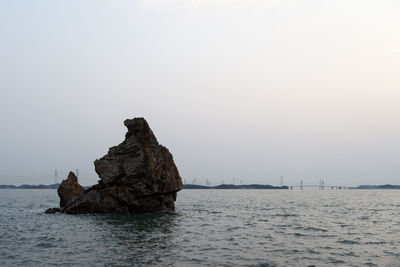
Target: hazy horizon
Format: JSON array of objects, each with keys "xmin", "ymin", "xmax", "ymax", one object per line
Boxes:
[{"xmin": 1, "ymin": 0, "xmax": 399, "ymax": 186}]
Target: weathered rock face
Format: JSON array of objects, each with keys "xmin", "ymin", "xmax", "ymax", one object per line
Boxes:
[
  {"xmin": 62, "ymin": 118, "xmax": 183, "ymax": 214},
  {"xmin": 57, "ymin": 171, "xmax": 85, "ymax": 208}
]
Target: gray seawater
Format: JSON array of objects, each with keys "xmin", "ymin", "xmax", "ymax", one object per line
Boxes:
[{"xmin": 0, "ymin": 189, "xmax": 399, "ymax": 266}]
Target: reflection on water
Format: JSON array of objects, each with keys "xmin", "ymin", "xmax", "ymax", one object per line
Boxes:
[
  {"xmin": 89, "ymin": 212, "xmax": 178, "ymax": 234},
  {"xmin": 85, "ymin": 213, "xmax": 180, "ymax": 266},
  {"xmin": 0, "ymin": 189, "xmax": 400, "ymax": 266}
]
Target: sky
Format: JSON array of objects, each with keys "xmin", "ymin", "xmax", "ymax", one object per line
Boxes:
[{"xmin": 0, "ymin": 0, "xmax": 399, "ymax": 186}]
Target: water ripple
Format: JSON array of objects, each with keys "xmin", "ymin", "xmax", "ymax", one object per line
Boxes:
[{"xmin": 0, "ymin": 189, "xmax": 400, "ymax": 266}]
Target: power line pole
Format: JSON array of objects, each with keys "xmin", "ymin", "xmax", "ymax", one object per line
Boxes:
[
  {"xmin": 300, "ymin": 180, "xmax": 303, "ymax": 190},
  {"xmin": 54, "ymin": 169, "xmax": 58, "ymax": 184},
  {"xmin": 75, "ymin": 168, "xmax": 79, "ymax": 178}
]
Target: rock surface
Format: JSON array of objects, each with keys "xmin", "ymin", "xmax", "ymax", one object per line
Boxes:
[
  {"xmin": 57, "ymin": 172, "xmax": 85, "ymax": 208},
  {"xmin": 44, "ymin": 207, "xmax": 61, "ymax": 214},
  {"xmin": 61, "ymin": 118, "xmax": 183, "ymax": 214}
]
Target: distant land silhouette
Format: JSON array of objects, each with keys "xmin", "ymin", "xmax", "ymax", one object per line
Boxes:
[
  {"xmin": 0, "ymin": 184, "xmax": 61, "ymax": 189},
  {"xmin": 0, "ymin": 184, "xmax": 90, "ymax": 190},
  {"xmin": 183, "ymin": 184, "xmax": 289, "ymax": 189},
  {"xmin": 183, "ymin": 184, "xmax": 400, "ymax": 190},
  {"xmin": 351, "ymin": 184, "xmax": 400, "ymax": 189},
  {"xmin": 0, "ymin": 183, "xmax": 288, "ymax": 190},
  {"xmin": 2, "ymin": 184, "xmax": 400, "ymax": 190}
]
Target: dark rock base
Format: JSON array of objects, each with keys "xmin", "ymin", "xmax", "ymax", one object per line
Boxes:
[
  {"xmin": 44, "ymin": 207, "xmax": 61, "ymax": 214},
  {"xmin": 62, "ymin": 188, "xmax": 177, "ymax": 214}
]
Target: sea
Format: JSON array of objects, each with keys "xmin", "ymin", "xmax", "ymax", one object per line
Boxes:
[{"xmin": 0, "ymin": 189, "xmax": 399, "ymax": 266}]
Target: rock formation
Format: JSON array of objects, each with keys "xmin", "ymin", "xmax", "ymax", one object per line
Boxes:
[
  {"xmin": 57, "ymin": 171, "xmax": 85, "ymax": 208},
  {"xmin": 44, "ymin": 207, "xmax": 60, "ymax": 214},
  {"xmin": 58, "ymin": 118, "xmax": 182, "ymax": 214}
]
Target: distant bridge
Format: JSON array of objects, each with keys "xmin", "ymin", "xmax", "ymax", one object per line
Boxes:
[
  {"xmin": 286, "ymin": 179, "xmax": 348, "ymax": 190},
  {"xmin": 287, "ymin": 185, "xmax": 348, "ymax": 190}
]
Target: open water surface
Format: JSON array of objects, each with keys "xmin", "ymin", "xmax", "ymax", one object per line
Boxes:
[{"xmin": 0, "ymin": 189, "xmax": 399, "ymax": 266}]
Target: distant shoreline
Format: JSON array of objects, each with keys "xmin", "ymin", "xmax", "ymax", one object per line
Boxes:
[
  {"xmin": 0, "ymin": 183, "xmax": 288, "ymax": 190},
  {"xmin": 0, "ymin": 184, "xmax": 60, "ymax": 189},
  {"xmin": 0, "ymin": 184, "xmax": 89, "ymax": 190},
  {"xmin": 1, "ymin": 184, "xmax": 400, "ymax": 190},
  {"xmin": 185, "ymin": 184, "xmax": 400, "ymax": 190},
  {"xmin": 350, "ymin": 184, "xmax": 400, "ymax": 189},
  {"xmin": 184, "ymin": 184, "xmax": 289, "ymax": 189}
]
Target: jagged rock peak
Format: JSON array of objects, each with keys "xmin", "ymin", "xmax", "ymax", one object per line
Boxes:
[
  {"xmin": 57, "ymin": 171, "xmax": 85, "ymax": 208},
  {"xmin": 123, "ymin": 117, "xmax": 158, "ymax": 143}
]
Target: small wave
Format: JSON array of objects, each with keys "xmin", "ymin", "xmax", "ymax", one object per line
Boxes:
[
  {"xmin": 364, "ymin": 241, "xmax": 387, "ymax": 245},
  {"xmin": 250, "ymin": 262, "xmax": 278, "ymax": 267},
  {"xmin": 306, "ymin": 248, "xmax": 321, "ymax": 254},
  {"xmin": 274, "ymin": 214, "xmax": 298, "ymax": 217},
  {"xmin": 35, "ymin": 242, "xmax": 55, "ymax": 248},
  {"xmin": 336, "ymin": 239, "xmax": 360, "ymax": 245},
  {"xmin": 293, "ymin": 232, "xmax": 307, "ymax": 237},
  {"xmin": 295, "ymin": 226, "xmax": 328, "ymax": 232}
]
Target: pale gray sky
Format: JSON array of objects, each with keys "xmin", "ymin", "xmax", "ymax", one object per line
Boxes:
[{"xmin": 0, "ymin": 0, "xmax": 399, "ymax": 186}]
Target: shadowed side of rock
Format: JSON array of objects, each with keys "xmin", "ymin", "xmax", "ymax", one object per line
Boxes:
[{"xmin": 61, "ymin": 118, "xmax": 183, "ymax": 214}]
